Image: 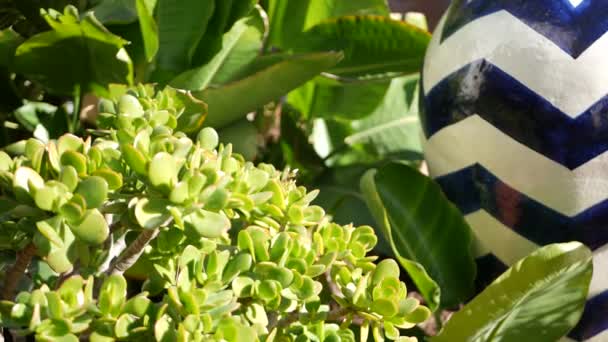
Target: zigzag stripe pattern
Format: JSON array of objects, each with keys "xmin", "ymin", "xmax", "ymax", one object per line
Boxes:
[
  {"xmin": 439, "ymin": 0, "xmax": 608, "ymax": 57},
  {"xmin": 423, "ymin": 11, "xmax": 608, "ymax": 117},
  {"xmin": 464, "ymin": 211, "xmax": 608, "ymax": 341},
  {"xmin": 424, "ymin": 3, "xmax": 608, "ymax": 340},
  {"xmin": 438, "ymin": 164, "xmax": 608, "ymax": 250},
  {"xmin": 422, "ymin": 60, "xmax": 608, "ymax": 169},
  {"xmin": 423, "ymin": 115, "xmax": 608, "ymax": 216}
]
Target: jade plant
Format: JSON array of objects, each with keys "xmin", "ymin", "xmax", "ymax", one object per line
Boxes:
[{"xmin": 0, "ymin": 85, "xmax": 430, "ymax": 341}]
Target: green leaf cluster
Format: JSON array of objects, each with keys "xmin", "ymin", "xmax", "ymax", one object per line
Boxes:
[{"xmin": 0, "ymin": 85, "xmax": 430, "ymax": 341}]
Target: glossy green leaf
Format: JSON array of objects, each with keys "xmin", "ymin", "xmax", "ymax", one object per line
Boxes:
[
  {"xmin": 361, "ymin": 162, "xmax": 476, "ymax": 310},
  {"xmin": 136, "ymin": 0, "xmax": 159, "ymax": 61},
  {"xmin": 155, "ymin": 0, "xmax": 214, "ymax": 75},
  {"xmin": 267, "ymin": 0, "xmax": 389, "ymax": 50},
  {"xmin": 13, "ymin": 6, "xmax": 133, "ymax": 95},
  {"xmin": 297, "ymin": 16, "xmax": 430, "ymax": 77},
  {"xmin": 433, "ymin": 243, "xmax": 593, "ymax": 342},
  {"xmin": 0, "ymin": 28, "xmax": 23, "ymax": 67},
  {"xmin": 69, "ymin": 209, "xmax": 109, "ymax": 245},
  {"xmin": 75, "ymin": 176, "xmax": 108, "ymax": 209},
  {"xmin": 218, "ymin": 119, "xmax": 258, "ymax": 161},
  {"xmin": 343, "ymin": 75, "xmax": 422, "ymax": 155},
  {"xmin": 90, "ymin": 0, "xmax": 138, "ymax": 24},
  {"xmin": 194, "ymin": 52, "xmax": 342, "ymax": 128},
  {"xmin": 171, "ymin": 8, "xmax": 265, "ymax": 91}
]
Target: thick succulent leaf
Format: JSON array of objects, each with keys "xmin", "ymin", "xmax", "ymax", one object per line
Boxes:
[
  {"xmin": 193, "ymin": 52, "xmax": 342, "ymax": 128},
  {"xmin": 155, "ymin": 0, "xmax": 214, "ymax": 75},
  {"xmin": 69, "ymin": 209, "xmax": 109, "ymax": 245},
  {"xmin": 361, "ymin": 162, "xmax": 477, "ymax": 309},
  {"xmin": 13, "ymin": 6, "xmax": 133, "ymax": 95},
  {"xmin": 297, "ymin": 16, "xmax": 431, "ymax": 77},
  {"xmin": 433, "ymin": 243, "xmax": 593, "ymax": 342},
  {"xmin": 267, "ymin": 0, "xmax": 389, "ymax": 50},
  {"xmin": 134, "ymin": 198, "xmax": 171, "ymax": 229},
  {"xmin": 171, "ymin": 8, "xmax": 265, "ymax": 91}
]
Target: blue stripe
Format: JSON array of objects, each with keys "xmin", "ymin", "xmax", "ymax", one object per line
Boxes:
[
  {"xmin": 570, "ymin": 290, "xmax": 608, "ymax": 340},
  {"xmin": 440, "ymin": 0, "xmax": 608, "ymax": 57},
  {"xmin": 422, "ymin": 60, "xmax": 608, "ymax": 170},
  {"xmin": 435, "ymin": 164, "xmax": 608, "ymax": 250}
]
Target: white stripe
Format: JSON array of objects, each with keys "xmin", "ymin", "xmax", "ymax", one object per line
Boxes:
[
  {"xmin": 423, "ymin": 115, "xmax": 608, "ymax": 216},
  {"xmin": 423, "ymin": 11, "xmax": 608, "ymax": 118},
  {"xmin": 466, "ymin": 210, "xmax": 608, "ymax": 300},
  {"xmin": 466, "ymin": 210, "xmax": 539, "ymax": 265}
]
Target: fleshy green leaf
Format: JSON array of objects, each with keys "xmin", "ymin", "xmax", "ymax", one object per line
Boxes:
[
  {"xmin": 134, "ymin": 198, "xmax": 171, "ymax": 229},
  {"xmin": 99, "ymin": 274, "xmax": 128, "ymax": 317},
  {"xmin": 149, "ymin": 152, "xmax": 177, "ymax": 191},
  {"xmin": 433, "ymin": 243, "xmax": 593, "ymax": 342},
  {"xmin": 75, "ymin": 176, "xmax": 108, "ymax": 209},
  {"xmin": 183, "ymin": 209, "xmax": 230, "ymax": 238},
  {"xmin": 69, "ymin": 209, "xmax": 109, "ymax": 245}
]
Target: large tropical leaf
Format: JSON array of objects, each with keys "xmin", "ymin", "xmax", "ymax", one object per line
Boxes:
[
  {"xmin": 361, "ymin": 162, "xmax": 477, "ymax": 309},
  {"xmin": 298, "ymin": 16, "xmax": 431, "ymax": 77},
  {"xmin": 193, "ymin": 52, "xmax": 342, "ymax": 129},
  {"xmin": 266, "ymin": 0, "xmax": 388, "ymax": 50},
  {"xmin": 89, "ymin": 0, "xmax": 137, "ymax": 25},
  {"xmin": 305, "ymin": 74, "xmax": 423, "ymax": 166},
  {"xmin": 155, "ymin": 0, "xmax": 214, "ymax": 75},
  {"xmin": 345, "ymin": 74, "xmax": 422, "ymax": 154},
  {"xmin": 0, "ymin": 28, "xmax": 22, "ymax": 67},
  {"xmin": 135, "ymin": 0, "xmax": 158, "ymax": 62},
  {"xmin": 433, "ymin": 242, "xmax": 593, "ymax": 342},
  {"xmin": 287, "ymin": 76, "xmax": 389, "ymax": 120},
  {"xmin": 171, "ymin": 8, "xmax": 265, "ymax": 91},
  {"xmin": 190, "ymin": 0, "xmax": 257, "ymax": 66},
  {"xmin": 13, "ymin": 6, "xmax": 133, "ymax": 95}
]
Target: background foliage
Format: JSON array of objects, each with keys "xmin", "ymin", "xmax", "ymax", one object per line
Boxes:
[{"xmin": 0, "ymin": 0, "xmax": 595, "ymax": 341}]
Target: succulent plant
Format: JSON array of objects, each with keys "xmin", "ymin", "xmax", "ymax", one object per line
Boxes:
[{"xmin": 0, "ymin": 85, "xmax": 430, "ymax": 341}]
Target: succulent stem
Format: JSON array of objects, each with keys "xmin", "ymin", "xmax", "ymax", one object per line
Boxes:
[
  {"xmin": 106, "ymin": 229, "xmax": 158, "ymax": 275},
  {"xmin": 2, "ymin": 243, "xmax": 37, "ymax": 300}
]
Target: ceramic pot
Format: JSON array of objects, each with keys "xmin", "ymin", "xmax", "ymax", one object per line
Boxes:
[{"xmin": 421, "ymin": 1, "xmax": 608, "ymax": 340}]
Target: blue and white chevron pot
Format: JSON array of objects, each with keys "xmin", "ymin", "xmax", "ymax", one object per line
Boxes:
[{"xmin": 421, "ymin": 1, "xmax": 608, "ymax": 341}]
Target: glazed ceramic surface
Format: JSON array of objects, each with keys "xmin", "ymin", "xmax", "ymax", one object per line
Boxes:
[{"xmin": 421, "ymin": 1, "xmax": 608, "ymax": 341}]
